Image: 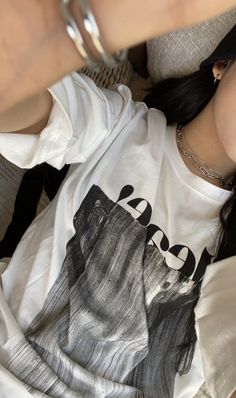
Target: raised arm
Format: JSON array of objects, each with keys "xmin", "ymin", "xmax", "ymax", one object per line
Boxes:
[
  {"xmin": 1, "ymin": 0, "xmax": 236, "ymax": 115},
  {"xmin": 0, "ymin": 91, "xmax": 52, "ymax": 134}
]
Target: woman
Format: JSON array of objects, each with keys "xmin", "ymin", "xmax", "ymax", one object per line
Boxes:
[{"xmin": 0, "ymin": 3, "xmax": 236, "ymax": 398}]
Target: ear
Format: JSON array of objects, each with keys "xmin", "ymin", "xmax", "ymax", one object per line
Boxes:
[{"xmin": 212, "ymin": 60, "xmax": 228, "ymax": 81}]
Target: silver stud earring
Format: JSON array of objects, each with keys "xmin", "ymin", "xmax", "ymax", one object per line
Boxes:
[{"xmin": 214, "ymin": 74, "xmax": 220, "ymax": 85}]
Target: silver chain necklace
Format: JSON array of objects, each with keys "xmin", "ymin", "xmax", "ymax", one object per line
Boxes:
[{"xmin": 176, "ymin": 125, "xmax": 233, "ymax": 190}]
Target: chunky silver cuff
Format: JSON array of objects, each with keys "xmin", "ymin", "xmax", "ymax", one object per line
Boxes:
[{"xmin": 60, "ymin": 0, "xmax": 127, "ymax": 68}]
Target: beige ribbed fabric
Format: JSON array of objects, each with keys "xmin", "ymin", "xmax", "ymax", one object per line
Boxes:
[
  {"xmin": 147, "ymin": 8, "xmax": 236, "ymax": 82},
  {"xmin": 81, "ymin": 59, "xmax": 133, "ymax": 88}
]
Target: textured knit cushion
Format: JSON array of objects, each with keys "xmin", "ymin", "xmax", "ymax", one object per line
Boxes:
[
  {"xmin": 81, "ymin": 60, "xmax": 133, "ymax": 88},
  {"xmin": 147, "ymin": 8, "xmax": 236, "ymax": 82}
]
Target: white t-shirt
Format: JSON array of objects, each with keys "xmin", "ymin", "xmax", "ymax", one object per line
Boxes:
[{"xmin": 0, "ymin": 73, "xmax": 235, "ymax": 398}]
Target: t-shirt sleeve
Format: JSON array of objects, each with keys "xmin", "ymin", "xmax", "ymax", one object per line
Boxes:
[
  {"xmin": 195, "ymin": 257, "xmax": 236, "ymax": 398},
  {"xmin": 0, "ymin": 73, "xmax": 135, "ymax": 169}
]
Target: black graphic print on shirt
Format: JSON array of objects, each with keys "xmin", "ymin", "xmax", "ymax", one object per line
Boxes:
[
  {"xmin": 6, "ymin": 185, "xmax": 199, "ymax": 398},
  {"xmin": 116, "ymin": 184, "xmax": 213, "ymax": 281}
]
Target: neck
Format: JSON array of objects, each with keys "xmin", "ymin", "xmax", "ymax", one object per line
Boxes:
[{"xmin": 182, "ymin": 99, "xmax": 236, "ymax": 188}]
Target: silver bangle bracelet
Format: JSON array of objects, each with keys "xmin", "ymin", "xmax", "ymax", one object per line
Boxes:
[
  {"xmin": 76, "ymin": 0, "xmax": 127, "ymax": 66},
  {"xmin": 60, "ymin": 0, "xmax": 127, "ymax": 68},
  {"xmin": 60, "ymin": 0, "xmax": 96, "ymax": 66}
]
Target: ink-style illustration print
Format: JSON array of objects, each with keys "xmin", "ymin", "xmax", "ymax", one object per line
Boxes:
[{"xmin": 6, "ymin": 185, "xmax": 198, "ymax": 398}]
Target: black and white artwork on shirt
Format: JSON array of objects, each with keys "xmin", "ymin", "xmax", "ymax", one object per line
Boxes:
[{"xmin": 6, "ymin": 185, "xmax": 199, "ymax": 398}]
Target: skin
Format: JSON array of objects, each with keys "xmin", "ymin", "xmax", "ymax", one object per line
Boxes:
[
  {"xmin": 212, "ymin": 61, "xmax": 236, "ymax": 164},
  {"xmin": 0, "ymin": 0, "xmax": 236, "ymax": 113},
  {"xmin": 0, "ymin": 91, "xmax": 53, "ymax": 134},
  {"xmin": 182, "ymin": 60, "xmax": 236, "ymax": 189}
]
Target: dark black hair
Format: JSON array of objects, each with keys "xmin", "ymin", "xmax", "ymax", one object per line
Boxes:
[
  {"xmin": 144, "ymin": 66, "xmax": 217, "ymax": 125},
  {"xmin": 143, "ymin": 64, "xmax": 236, "ymax": 374}
]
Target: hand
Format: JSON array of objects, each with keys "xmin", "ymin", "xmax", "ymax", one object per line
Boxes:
[
  {"xmin": 0, "ymin": 0, "xmax": 76, "ymax": 113},
  {"xmin": 0, "ymin": 0, "xmax": 236, "ymax": 113}
]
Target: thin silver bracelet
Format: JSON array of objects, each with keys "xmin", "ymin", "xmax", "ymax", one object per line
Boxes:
[{"xmin": 60, "ymin": 0, "xmax": 127, "ymax": 68}]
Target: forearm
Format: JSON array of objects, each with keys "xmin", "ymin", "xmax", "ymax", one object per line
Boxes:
[
  {"xmin": 0, "ymin": 91, "xmax": 52, "ymax": 134},
  {"xmin": 1, "ymin": 0, "xmax": 236, "ymax": 114}
]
